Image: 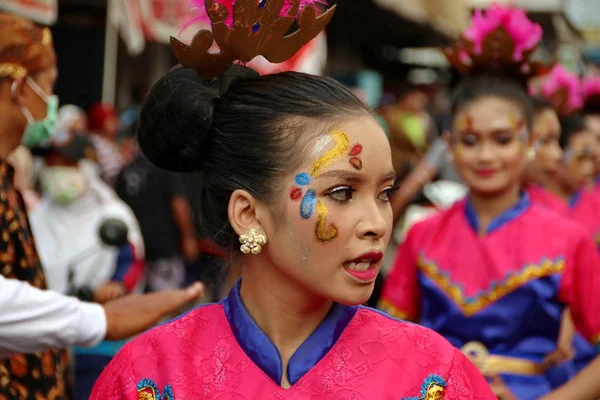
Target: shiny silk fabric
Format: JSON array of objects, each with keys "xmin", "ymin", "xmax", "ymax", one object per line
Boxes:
[
  {"xmin": 381, "ymin": 194, "xmax": 600, "ymax": 399},
  {"xmin": 91, "ymin": 281, "xmax": 495, "ymax": 399}
]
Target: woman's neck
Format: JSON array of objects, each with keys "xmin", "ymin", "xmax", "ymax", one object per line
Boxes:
[
  {"xmin": 534, "ymin": 174, "xmax": 567, "ymax": 200},
  {"xmin": 239, "ymin": 258, "xmax": 332, "ymax": 387},
  {"xmin": 549, "ymin": 179, "xmax": 579, "ymax": 202},
  {"xmin": 470, "ymin": 183, "xmax": 521, "ymax": 235}
]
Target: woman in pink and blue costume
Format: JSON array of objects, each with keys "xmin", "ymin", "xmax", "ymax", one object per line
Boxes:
[
  {"xmin": 535, "ymin": 68, "xmax": 600, "ymax": 245},
  {"xmin": 579, "ymin": 77, "xmax": 600, "ymax": 188},
  {"xmin": 380, "ymin": 80, "xmax": 600, "ymax": 399},
  {"xmin": 381, "ymin": 5, "xmax": 600, "ymax": 400},
  {"xmin": 524, "ymin": 98, "xmax": 569, "ymax": 215},
  {"xmin": 90, "ymin": 1, "xmax": 494, "ymax": 399},
  {"xmin": 558, "ymin": 116, "xmax": 600, "ymax": 244}
]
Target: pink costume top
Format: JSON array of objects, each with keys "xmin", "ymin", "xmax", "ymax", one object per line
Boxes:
[
  {"xmin": 380, "ymin": 193, "xmax": 600, "ymax": 399},
  {"xmin": 526, "ymin": 185, "xmax": 568, "ymax": 214},
  {"xmin": 91, "ymin": 280, "xmax": 495, "ymax": 399},
  {"xmin": 568, "ymin": 189, "xmax": 600, "ymax": 248}
]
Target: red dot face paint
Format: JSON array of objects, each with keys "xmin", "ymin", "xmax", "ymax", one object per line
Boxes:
[
  {"xmin": 349, "ymin": 143, "xmax": 363, "ymax": 170},
  {"xmin": 289, "ymin": 186, "xmax": 303, "ymax": 201},
  {"xmin": 350, "ymin": 144, "xmax": 363, "ymax": 156}
]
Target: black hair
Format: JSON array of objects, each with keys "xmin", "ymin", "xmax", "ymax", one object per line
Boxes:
[
  {"xmin": 532, "ymin": 97, "xmax": 554, "ymax": 115},
  {"xmin": 559, "ymin": 114, "xmax": 588, "ymax": 149},
  {"xmin": 450, "ymin": 75, "xmax": 534, "ymax": 132},
  {"xmin": 137, "ymin": 64, "xmax": 369, "ymax": 252}
]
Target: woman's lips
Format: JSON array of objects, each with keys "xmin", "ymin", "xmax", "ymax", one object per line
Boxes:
[{"xmin": 474, "ymin": 168, "xmax": 497, "ymax": 178}]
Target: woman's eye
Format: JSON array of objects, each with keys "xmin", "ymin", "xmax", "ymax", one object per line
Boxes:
[
  {"xmin": 460, "ymin": 135, "xmax": 477, "ymax": 146},
  {"xmin": 328, "ymin": 187, "xmax": 354, "ymax": 202},
  {"xmin": 377, "ymin": 186, "xmax": 396, "ymax": 202},
  {"xmin": 496, "ymin": 134, "xmax": 514, "ymax": 145}
]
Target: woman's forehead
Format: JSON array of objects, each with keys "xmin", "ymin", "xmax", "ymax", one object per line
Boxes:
[
  {"xmin": 455, "ymin": 98, "xmax": 524, "ymax": 132},
  {"xmin": 295, "ymin": 117, "xmax": 391, "ymax": 177}
]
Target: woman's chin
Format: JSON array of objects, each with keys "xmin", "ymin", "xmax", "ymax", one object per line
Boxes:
[{"xmin": 331, "ymin": 286, "xmax": 374, "ymax": 306}]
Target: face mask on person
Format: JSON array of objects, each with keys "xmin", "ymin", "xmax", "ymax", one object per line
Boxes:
[
  {"xmin": 14, "ymin": 77, "xmax": 59, "ymax": 148},
  {"xmin": 40, "ymin": 166, "xmax": 87, "ymax": 205}
]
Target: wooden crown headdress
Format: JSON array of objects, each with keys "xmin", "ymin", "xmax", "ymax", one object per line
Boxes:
[{"xmin": 170, "ymin": 0, "xmax": 336, "ymax": 79}]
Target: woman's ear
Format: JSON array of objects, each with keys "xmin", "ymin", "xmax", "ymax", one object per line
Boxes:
[
  {"xmin": 228, "ymin": 189, "xmax": 263, "ymax": 237},
  {"xmin": 10, "ymin": 76, "xmax": 27, "ymax": 106}
]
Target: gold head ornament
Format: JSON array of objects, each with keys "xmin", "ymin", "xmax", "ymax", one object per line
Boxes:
[{"xmin": 170, "ymin": 0, "xmax": 336, "ymax": 79}]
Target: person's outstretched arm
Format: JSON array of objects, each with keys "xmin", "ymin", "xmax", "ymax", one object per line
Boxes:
[{"xmin": 0, "ymin": 275, "xmax": 204, "ymax": 358}]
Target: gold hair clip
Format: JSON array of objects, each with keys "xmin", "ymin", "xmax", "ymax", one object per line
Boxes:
[{"xmin": 170, "ymin": 0, "xmax": 336, "ymax": 79}]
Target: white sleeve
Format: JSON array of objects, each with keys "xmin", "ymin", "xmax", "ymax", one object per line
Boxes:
[{"xmin": 0, "ymin": 274, "xmax": 107, "ymax": 359}]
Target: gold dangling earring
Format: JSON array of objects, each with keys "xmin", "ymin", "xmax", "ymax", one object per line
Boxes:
[{"xmin": 239, "ymin": 229, "xmax": 267, "ymax": 255}]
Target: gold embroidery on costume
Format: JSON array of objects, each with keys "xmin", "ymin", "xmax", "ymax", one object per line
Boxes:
[
  {"xmin": 137, "ymin": 378, "xmax": 173, "ymax": 400},
  {"xmin": 424, "ymin": 382, "xmax": 446, "ymax": 400},
  {"xmin": 418, "ymin": 255, "xmax": 564, "ymax": 316},
  {"xmin": 402, "ymin": 374, "xmax": 447, "ymax": 400}
]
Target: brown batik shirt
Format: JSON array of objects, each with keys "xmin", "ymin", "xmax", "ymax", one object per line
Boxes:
[{"xmin": 0, "ymin": 161, "xmax": 71, "ymax": 400}]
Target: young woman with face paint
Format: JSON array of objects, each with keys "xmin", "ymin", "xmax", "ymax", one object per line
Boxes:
[
  {"xmin": 524, "ymin": 98, "xmax": 569, "ymax": 214},
  {"xmin": 581, "ymin": 77, "xmax": 600, "ymax": 187},
  {"xmin": 379, "ymin": 3, "xmax": 600, "ymax": 397},
  {"xmin": 380, "ymin": 72, "xmax": 600, "ymax": 400},
  {"xmin": 523, "ymin": 100, "xmax": 597, "ymax": 378},
  {"xmin": 554, "ymin": 116, "xmax": 600, "ymax": 247},
  {"xmin": 90, "ymin": 2, "xmax": 495, "ymax": 398}
]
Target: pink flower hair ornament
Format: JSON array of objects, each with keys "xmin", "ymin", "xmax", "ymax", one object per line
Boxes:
[
  {"xmin": 540, "ymin": 65, "xmax": 583, "ymax": 116},
  {"xmin": 445, "ymin": 3, "xmax": 550, "ymax": 83}
]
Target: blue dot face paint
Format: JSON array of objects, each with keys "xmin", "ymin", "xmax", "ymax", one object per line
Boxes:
[
  {"xmin": 290, "ymin": 130, "xmax": 352, "ymax": 243},
  {"xmin": 300, "ymin": 189, "xmax": 316, "ymax": 219},
  {"xmin": 295, "ymin": 172, "xmax": 312, "ymax": 186}
]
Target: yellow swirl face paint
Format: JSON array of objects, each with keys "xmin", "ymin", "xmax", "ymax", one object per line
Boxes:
[
  {"xmin": 315, "ymin": 200, "xmax": 338, "ymax": 242},
  {"xmin": 310, "ymin": 129, "xmax": 349, "ymax": 177}
]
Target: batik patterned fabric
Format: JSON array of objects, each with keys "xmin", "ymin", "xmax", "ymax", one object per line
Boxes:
[
  {"xmin": 380, "ymin": 193, "xmax": 600, "ymax": 399},
  {"xmin": 0, "ymin": 162, "xmax": 71, "ymax": 399},
  {"xmin": 90, "ymin": 280, "xmax": 494, "ymax": 399}
]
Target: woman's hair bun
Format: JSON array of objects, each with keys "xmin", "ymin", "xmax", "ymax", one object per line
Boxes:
[{"xmin": 137, "ymin": 64, "xmax": 258, "ymax": 172}]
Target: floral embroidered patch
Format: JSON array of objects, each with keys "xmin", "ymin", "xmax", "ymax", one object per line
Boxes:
[
  {"xmin": 402, "ymin": 374, "xmax": 447, "ymax": 400},
  {"xmin": 137, "ymin": 378, "xmax": 174, "ymax": 400}
]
